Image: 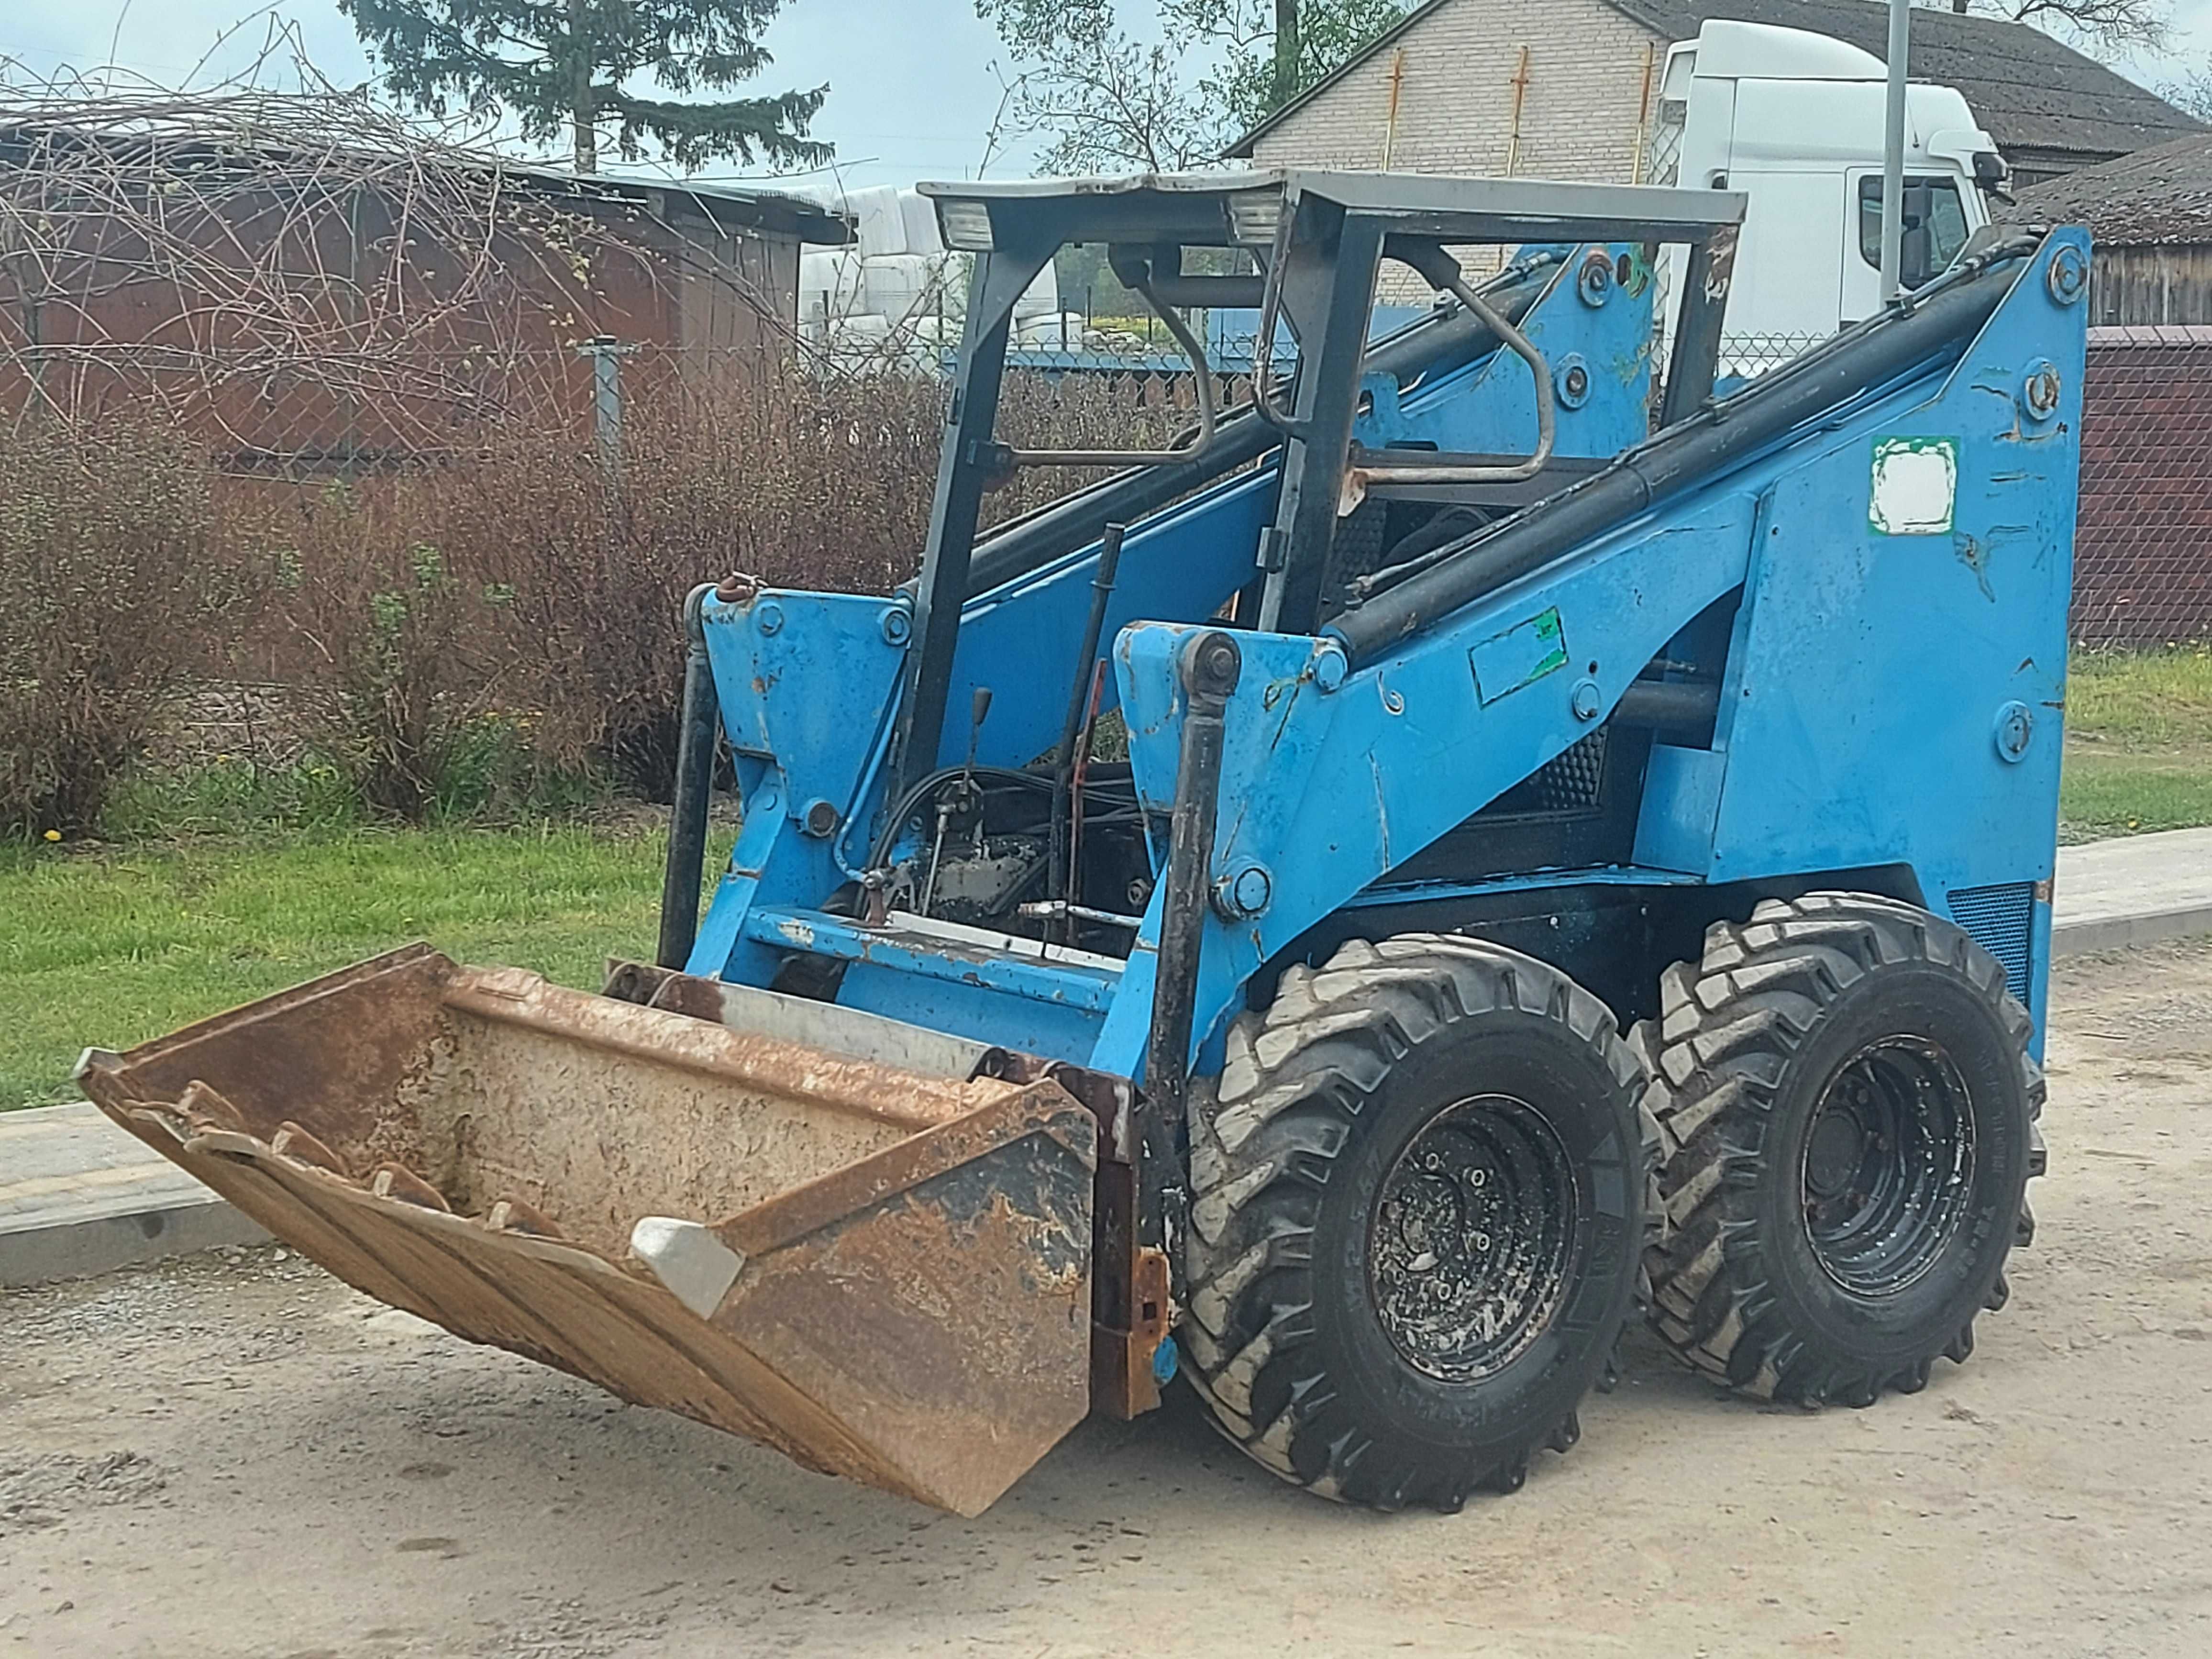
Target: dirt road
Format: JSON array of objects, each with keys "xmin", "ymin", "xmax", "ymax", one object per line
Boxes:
[{"xmin": 6, "ymin": 942, "xmax": 2211, "ymax": 1659}]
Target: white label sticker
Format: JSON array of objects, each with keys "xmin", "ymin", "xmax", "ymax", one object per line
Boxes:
[{"xmin": 1869, "ymin": 436, "xmax": 1958, "ymax": 536}]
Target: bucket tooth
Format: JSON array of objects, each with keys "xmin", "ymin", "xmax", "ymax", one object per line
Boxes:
[
  {"xmin": 371, "ymin": 1165, "xmax": 452, "ymax": 1212},
  {"xmin": 178, "ymin": 1080, "xmax": 249, "ymax": 1136},
  {"xmin": 270, "ymin": 1121, "xmax": 354, "ymax": 1180},
  {"xmin": 76, "ymin": 945, "xmax": 1100, "ymax": 1516},
  {"xmin": 484, "ymin": 1198, "xmax": 564, "ymax": 1239}
]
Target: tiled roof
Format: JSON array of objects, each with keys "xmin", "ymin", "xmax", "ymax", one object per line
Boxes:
[
  {"xmin": 2012, "ymin": 133, "xmax": 2212, "ymax": 243},
  {"xmin": 1229, "ymin": 0, "xmax": 2200, "ymax": 162}
]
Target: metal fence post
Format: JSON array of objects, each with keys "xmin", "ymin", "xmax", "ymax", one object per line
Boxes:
[{"xmin": 575, "ymin": 334, "xmax": 629, "ymax": 469}]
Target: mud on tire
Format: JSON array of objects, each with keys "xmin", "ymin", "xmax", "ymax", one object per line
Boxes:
[
  {"xmin": 1180, "ymin": 934, "xmax": 1656, "ymax": 1511},
  {"xmin": 1636, "ymin": 893, "xmax": 2046, "ymax": 1404}
]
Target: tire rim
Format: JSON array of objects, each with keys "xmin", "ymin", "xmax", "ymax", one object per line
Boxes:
[
  {"xmin": 1800, "ymin": 1036, "xmax": 1977, "ymax": 1296},
  {"xmin": 1368, "ymin": 1095, "xmax": 1581, "ymax": 1382}
]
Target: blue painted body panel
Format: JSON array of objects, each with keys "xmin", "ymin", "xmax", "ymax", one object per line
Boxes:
[{"xmin": 686, "ymin": 232, "xmax": 2084, "ymax": 1084}]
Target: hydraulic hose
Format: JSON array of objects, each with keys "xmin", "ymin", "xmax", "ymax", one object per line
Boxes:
[{"xmin": 656, "ymin": 583, "xmax": 720, "ymax": 971}]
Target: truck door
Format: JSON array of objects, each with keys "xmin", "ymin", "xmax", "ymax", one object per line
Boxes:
[
  {"xmin": 1841, "ymin": 170, "xmax": 1974, "ymax": 322},
  {"xmin": 1720, "ymin": 79, "xmax": 1859, "ymax": 374}
]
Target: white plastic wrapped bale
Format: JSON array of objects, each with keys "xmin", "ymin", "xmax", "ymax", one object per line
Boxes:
[
  {"xmin": 1015, "ymin": 312, "xmax": 1087, "ymax": 352},
  {"xmin": 799, "ymin": 249, "xmax": 865, "ymax": 333},
  {"xmin": 1011, "ymin": 261, "xmax": 1060, "ymax": 323},
  {"xmin": 847, "ymin": 185, "xmax": 913, "ymax": 259},
  {"xmin": 862, "ymin": 252, "xmax": 954, "ymax": 328},
  {"xmin": 899, "ymin": 190, "xmax": 944, "ymax": 258}
]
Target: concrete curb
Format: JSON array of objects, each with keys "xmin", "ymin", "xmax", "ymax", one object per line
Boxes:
[
  {"xmin": 1, "ymin": 1102, "xmax": 267, "ymax": 1291},
  {"xmin": 2052, "ymin": 903, "xmax": 2212, "ymax": 958},
  {"xmin": 2050, "ymin": 826, "xmax": 2212, "ymax": 961},
  {"xmin": 1, "ymin": 1193, "xmax": 267, "ymax": 1289}
]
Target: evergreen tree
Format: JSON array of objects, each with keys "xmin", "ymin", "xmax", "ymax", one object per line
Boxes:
[{"xmin": 339, "ymin": 0, "xmax": 829, "ymax": 174}]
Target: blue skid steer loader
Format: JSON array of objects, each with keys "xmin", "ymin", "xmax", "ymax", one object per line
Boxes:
[{"xmin": 82, "ymin": 171, "xmax": 2080, "ymax": 1518}]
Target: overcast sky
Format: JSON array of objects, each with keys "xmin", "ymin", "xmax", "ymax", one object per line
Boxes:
[{"xmin": 5, "ymin": 0, "xmax": 2209, "ymax": 192}]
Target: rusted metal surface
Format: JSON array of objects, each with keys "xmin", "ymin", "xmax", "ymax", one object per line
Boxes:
[
  {"xmin": 77, "ymin": 946, "xmax": 1097, "ymax": 1516},
  {"xmin": 616, "ymin": 964, "xmax": 1176, "ymax": 1416},
  {"xmin": 994, "ymin": 1051, "xmax": 1175, "ymax": 1419}
]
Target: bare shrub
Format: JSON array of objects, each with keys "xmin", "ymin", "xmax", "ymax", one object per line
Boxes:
[
  {"xmin": 0, "ymin": 355, "xmax": 1206, "ymax": 830},
  {"xmin": 0, "ymin": 417, "xmax": 263, "ymax": 837}
]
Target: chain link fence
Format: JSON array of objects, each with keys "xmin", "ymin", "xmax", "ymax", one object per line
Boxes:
[{"xmin": 2074, "ymin": 328, "xmax": 2212, "ymax": 646}]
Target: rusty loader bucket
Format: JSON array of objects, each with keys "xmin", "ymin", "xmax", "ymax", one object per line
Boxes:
[{"xmin": 76, "ymin": 945, "xmax": 1097, "ymax": 1515}]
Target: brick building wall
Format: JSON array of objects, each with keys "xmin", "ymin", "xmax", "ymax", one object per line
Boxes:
[
  {"xmin": 1249, "ymin": 0, "xmax": 1664, "ymax": 293},
  {"xmin": 2073, "ymin": 325, "xmax": 2212, "ymax": 644},
  {"xmin": 1247, "ymin": 0, "xmax": 1663, "ymax": 182}
]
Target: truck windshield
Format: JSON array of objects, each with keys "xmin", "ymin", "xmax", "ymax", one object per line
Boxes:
[{"xmin": 1856, "ymin": 176, "xmax": 1970, "ymax": 289}]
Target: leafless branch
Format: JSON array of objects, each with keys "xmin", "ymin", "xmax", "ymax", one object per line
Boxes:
[{"xmin": 0, "ymin": 18, "xmax": 797, "ymax": 458}]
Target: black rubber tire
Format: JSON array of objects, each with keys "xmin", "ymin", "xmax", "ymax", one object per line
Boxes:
[
  {"xmin": 1180, "ymin": 934, "xmax": 1656, "ymax": 1510},
  {"xmin": 1636, "ymin": 893, "xmax": 2046, "ymax": 1404}
]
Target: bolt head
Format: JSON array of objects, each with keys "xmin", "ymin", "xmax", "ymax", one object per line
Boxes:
[
  {"xmin": 1571, "ymin": 678, "xmax": 1604, "ymax": 722},
  {"xmin": 1554, "ymin": 354, "xmax": 1593, "ymax": 410},
  {"xmin": 2020, "ymin": 359, "xmax": 2062, "ymax": 421},
  {"xmin": 1576, "ymin": 254, "xmax": 1613, "ymax": 307},
  {"xmin": 880, "ymin": 604, "xmax": 912, "ymax": 645},
  {"xmin": 2047, "ymin": 246, "xmax": 2088, "ymax": 306},
  {"xmin": 756, "ymin": 601, "xmax": 784, "ymax": 636},
  {"xmin": 1212, "ymin": 862, "xmax": 1273, "ymax": 920},
  {"xmin": 1312, "ymin": 642, "xmax": 1349, "ymax": 692}
]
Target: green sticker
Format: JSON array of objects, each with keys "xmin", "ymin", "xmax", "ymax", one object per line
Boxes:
[
  {"xmin": 1869, "ymin": 435, "xmax": 1958, "ymax": 535},
  {"xmin": 1469, "ymin": 607, "xmax": 1569, "ymax": 706}
]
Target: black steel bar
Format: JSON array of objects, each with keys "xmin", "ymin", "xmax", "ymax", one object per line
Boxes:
[
  {"xmin": 1144, "ymin": 630, "xmax": 1242, "ymax": 1124},
  {"xmin": 1661, "ymin": 227, "xmax": 1739, "ymax": 429},
  {"xmin": 1050, "ymin": 523, "xmax": 1128, "ymax": 912},
  {"xmin": 1614, "ymin": 678, "xmax": 1721, "ymax": 736},
  {"xmin": 1333, "ymin": 245, "xmax": 2033, "ymax": 664},
  {"xmin": 656, "ymin": 583, "xmax": 720, "ymax": 971},
  {"xmin": 1259, "ymin": 208, "xmax": 1389, "ymax": 635},
  {"xmin": 891, "ymin": 243, "xmax": 1052, "ymax": 803}
]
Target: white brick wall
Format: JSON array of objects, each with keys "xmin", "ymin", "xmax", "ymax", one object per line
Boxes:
[{"xmin": 1250, "ymin": 0, "xmax": 1665, "ymax": 187}]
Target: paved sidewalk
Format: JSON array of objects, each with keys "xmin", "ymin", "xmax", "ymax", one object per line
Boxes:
[
  {"xmin": 2053, "ymin": 825, "xmax": 2212, "ymax": 956},
  {"xmin": 7, "ymin": 830, "xmax": 2210, "ymax": 1289}
]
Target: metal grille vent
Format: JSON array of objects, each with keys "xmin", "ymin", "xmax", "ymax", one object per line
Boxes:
[
  {"xmin": 1528, "ymin": 730, "xmax": 1608, "ymax": 812},
  {"xmin": 1947, "ymin": 882, "xmax": 2035, "ymax": 1005}
]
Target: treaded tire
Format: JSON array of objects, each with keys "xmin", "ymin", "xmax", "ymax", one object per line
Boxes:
[
  {"xmin": 1636, "ymin": 893, "xmax": 2046, "ymax": 1405},
  {"xmin": 1181, "ymin": 934, "xmax": 1656, "ymax": 1511}
]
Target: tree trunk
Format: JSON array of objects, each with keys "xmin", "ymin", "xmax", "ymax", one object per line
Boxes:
[
  {"xmin": 1273, "ymin": 0, "xmax": 1301, "ymax": 112},
  {"xmin": 568, "ymin": 0, "xmax": 598, "ymax": 174}
]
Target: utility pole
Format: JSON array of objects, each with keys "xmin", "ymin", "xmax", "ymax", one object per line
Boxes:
[
  {"xmin": 1273, "ymin": 0, "xmax": 1301, "ymax": 111},
  {"xmin": 1880, "ymin": 0, "xmax": 1910, "ymax": 300}
]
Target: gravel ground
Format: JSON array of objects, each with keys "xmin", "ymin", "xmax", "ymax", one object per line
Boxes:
[{"xmin": 3, "ymin": 940, "xmax": 2210, "ymax": 1658}]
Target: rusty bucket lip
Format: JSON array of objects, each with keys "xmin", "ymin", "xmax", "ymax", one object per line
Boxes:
[
  {"xmin": 74, "ymin": 944, "xmax": 1103, "ymax": 1517},
  {"xmin": 74, "ymin": 944, "xmax": 1064, "ymax": 1253},
  {"xmin": 75, "ymin": 941, "xmax": 448, "ymax": 1089}
]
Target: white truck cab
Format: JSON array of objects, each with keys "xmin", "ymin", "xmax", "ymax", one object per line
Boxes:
[{"xmin": 1659, "ymin": 21, "xmax": 2007, "ymax": 369}]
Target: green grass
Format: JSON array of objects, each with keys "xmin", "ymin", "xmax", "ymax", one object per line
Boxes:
[
  {"xmin": 2060, "ymin": 644, "xmax": 2212, "ymax": 842},
  {"xmin": 0, "ymin": 822, "xmax": 722, "ymax": 1111}
]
